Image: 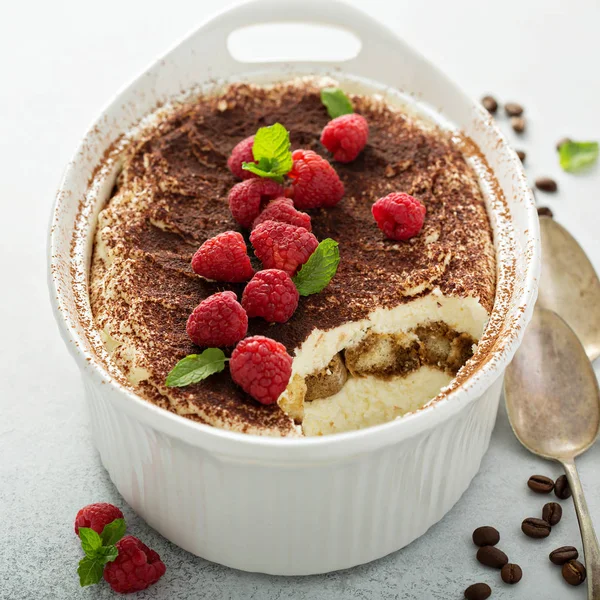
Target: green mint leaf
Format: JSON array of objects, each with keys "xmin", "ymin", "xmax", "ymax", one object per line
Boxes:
[
  {"xmin": 165, "ymin": 348, "xmax": 227, "ymax": 387},
  {"xmin": 96, "ymin": 545, "xmax": 119, "ymax": 564},
  {"xmin": 293, "ymin": 238, "xmax": 340, "ymax": 296},
  {"xmin": 559, "ymin": 141, "xmax": 599, "ymax": 172},
  {"xmin": 77, "ymin": 556, "xmax": 105, "ymax": 587},
  {"xmin": 241, "ymin": 123, "xmax": 292, "ymax": 180},
  {"xmin": 320, "ymin": 87, "xmax": 354, "ymax": 119},
  {"xmin": 241, "ymin": 162, "xmax": 285, "ymax": 183},
  {"xmin": 100, "ymin": 518, "xmax": 126, "ymax": 546},
  {"xmin": 78, "ymin": 527, "xmax": 102, "ymax": 557}
]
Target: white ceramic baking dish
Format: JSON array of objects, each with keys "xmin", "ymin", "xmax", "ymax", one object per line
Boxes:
[{"xmin": 48, "ymin": 0, "xmax": 539, "ymax": 576}]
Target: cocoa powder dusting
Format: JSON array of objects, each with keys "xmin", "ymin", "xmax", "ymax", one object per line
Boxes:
[{"xmin": 88, "ymin": 81, "xmax": 498, "ymax": 435}]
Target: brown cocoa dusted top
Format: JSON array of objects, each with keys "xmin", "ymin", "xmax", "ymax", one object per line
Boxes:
[{"xmin": 90, "ymin": 80, "xmax": 496, "ymax": 435}]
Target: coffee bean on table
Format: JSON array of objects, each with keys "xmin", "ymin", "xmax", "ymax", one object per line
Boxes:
[
  {"xmin": 521, "ymin": 517, "xmax": 551, "ymax": 538},
  {"xmin": 505, "ymin": 102, "xmax": 524, "ymax": 117},
  {"xmin": 473, "ymin": 526, "xmax": 500, "ymax": 547},
  {"xmin": 464, "ymin": 582, "xmax": 492, "ymax": 600},
  {"xmin": 555, "ymin": 474, "xmax": 572, "ymax": 499},
  {"xmin": 562, "ymin": 560, "xmax": 587, "ymax": 586},
  {"xmin": 535, "ymin": 177, "xmax": 558, "ymax": 193},
  {"xmin": 477, "ymin": 545, "xmax": 509, "ymax": 568},
  {"xmin": 481, "ymin": 95, "xmax": 498, "ymax": 114},
  {"xmin": 556, "ymin": 137, "xmax": 572, "ymax": 150},
  {"xmin": 542, "ymin": 502, "xmax": 562, "ymax": 526},
  {"xmin": 516, "ymin": 149, "xmax": 526, "ymax": 162},
  {"xmin": 527, "ymin": 474, "xmax": 555, "ymax": 494},
  {"xmin": 537, "ymin": 206, "xmax": 554, "ymax": 218},
  {"xmin": 501, "ymin": 563, "xmax": 523, "ymax": 584},
  {"xmin": 511, "ymin": 116, "xmax": 526, "ymax": 133},
  {"xmin": 549, "ymin": 546, "xmax": 579, "ymax": 565}
]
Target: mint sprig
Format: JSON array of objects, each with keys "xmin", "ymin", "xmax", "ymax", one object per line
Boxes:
[
  {"xmin": 559, "ymin": 140, "xmax": 599, "ymax": 172},
  {"xmin": 165, "ymin": 348, "xmax": 228, "ymax": 387},
  {"xmin": 320, "ymin": 87, "xmax": 354, "ymax": 119},
  {"xmin": 293, "ymin": 238, "xmax": 340, "ymax": 296},
  {"xmin": 242, "ymin": 123, "xmax": 293, "ymax": 182},
  {"xmin": 77, "ymin": 518, "xmax": 126, "ymax": 587}
]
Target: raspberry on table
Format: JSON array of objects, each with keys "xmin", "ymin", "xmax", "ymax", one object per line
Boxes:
[
  {"xmin": 320, "ymin": 113, "xmax": 369, "ymax": 163},
  {"xmin": 228, "ymin": 178, "xmax": 284, "ymax": 228},
  {"xmin": 249, "ymin": 220, "xmax": 318, "ymax": 275},
  {"xmin": 288, "ymin": 149, "xmax": 345, "ymax": 209},
  {"xmin": 371, "ymin": 192, "xmax": 426, "ymax": 241},
  {"xmin": 74, "ymin": 503, "xmax": 124, "ymax": 536},
  {"xmin": 241, "ymin": 269, "xmax": 299, "ymax": 323},
  {"xmin": 252, "ymin": 197, "xmax": 312, "ymax": 231},
  {"xmin": 191, "ymin": 231, "xmax": 254, "ymax": 283},
  {"xmin": 103, "ymin": 536, "xmax": 166, "ymax": 594},
  {"xmin": 230, "ymin": 336, "xmax": 293, "ymax": 404},
  {"xmin": 227, "ymin": 136, "xmax": 257, "ymax": 180},
  {"xmin": 186, "ymin": 291, "xmax": 248, "ymax": 347}
]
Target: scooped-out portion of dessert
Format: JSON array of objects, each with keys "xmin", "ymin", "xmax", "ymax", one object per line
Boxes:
[{"xmin": 89, "ymin": 78, "xmax": 497, "ymax": 437}]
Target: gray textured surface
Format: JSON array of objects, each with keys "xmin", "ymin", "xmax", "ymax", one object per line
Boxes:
[{"xmin": 2, "ymin": 0, "xmax": 600, "ymax": 598}]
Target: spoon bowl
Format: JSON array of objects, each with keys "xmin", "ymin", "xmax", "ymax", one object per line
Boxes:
[
  {"xmin": 505, "ymin": 307, "xmax": 600, "ymax": 459},
  {"xmin": 538, "ymin": 216, "xmax": 600, "ymax": 362},
  {"xmin": 505, "ymin": 307, "xmax": 600, "ymax": 599}
]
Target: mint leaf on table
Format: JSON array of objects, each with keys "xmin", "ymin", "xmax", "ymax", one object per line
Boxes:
[
  {"xmin": 95, "ymin": 545, "xmax": 119, "ymax": 562},
  {"xmin": 559, "ymin": 141, "xmax": 599, "ymax": 172},
  {"xmin": 242, "ymin": 123, "xmax": 293, "ymax": 182},
  {"xmin": 78, "ymin": 556, "xmax": 106, "ymax": 587},
  {"xmin": 77, "ymin": 548, "xmax": 118, "ymax": 587},
  {"xmin": 320, "ymin": 87, "xmax": 354, "ymax": 119},
  {"xmin": 78, "ymin": 528, "xmax": 102, "ymax": 556},
  {"xmin": 293, "ymin": 238, "xmax": 340, "ymax": 296},
  {"xmin": 165, "ymin": 348, "xmax": 227, "ymax": 387},
  {"xmin": 100, "ymin": 518, "xmax": 126, "ymax": 546},
  {"xmin": 77, "ymin": 525, "xmax": 121, "ymax": 587}
]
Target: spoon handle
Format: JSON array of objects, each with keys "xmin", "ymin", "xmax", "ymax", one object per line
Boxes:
[{"xmin": 562, "ymin": 459, "xmax": 600, "ymax": 599}]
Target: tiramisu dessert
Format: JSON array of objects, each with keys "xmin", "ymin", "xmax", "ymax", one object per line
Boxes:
[{"xmin": 90, "ymin": 80, "xmax": 496, "ymax": 437}]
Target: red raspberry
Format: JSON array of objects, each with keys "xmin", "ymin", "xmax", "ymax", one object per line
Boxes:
[
  {"xmin": 288, "ymin": 149, "xmax": 345, "ymax": 209},
  {"xmin": 74, "ymin": 503, "xmax": 124, "ymax": 536},
  {"xmin": 252, "ymin": 197, "xmax": 312, "ymax": 231},
  {"xmin": 241, "ymin": 269, "xmax": 299, "ymax": 323},
  {"xmin": 320, "ymin": 114, "xmax": 369, "ymax": 163},
  {"xmin": 227, "ymin": 136, "xmax": 257, "ymax": 180},
  {"xmin": 228, "ymin": 178, "xmax": 284, "ymax": 228},
  {"xmin": 372, "ymin": 192, "xmax": 426, "ymax": 241},
  {"xmin": 250, "ymin": 220, "xmax": 318, "ymax": 276},
  {"xmin": 103, "ymin": 536, "xmax": 166, "ymax": 594},
  {"xmin": 191, "ymin": 231, "xmax": 254, "ymax": 283},
  {"xmin": 186, "ymin": 291, "xmax": 248, "ymax": 347},
  {"xmin": 230, "ymin": 336, "xmax": 292, "ymax": 404}
]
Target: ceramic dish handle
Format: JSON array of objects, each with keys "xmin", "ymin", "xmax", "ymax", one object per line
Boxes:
[{"xmin": 206, "ymin": 0, "xmax": 403, "ymax": 69}]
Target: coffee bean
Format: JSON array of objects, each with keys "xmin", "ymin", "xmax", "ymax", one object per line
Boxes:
[
  {"xmin": 481, "ymin": 95, "xmax": 498, "ymax": 114},
  {"xmin": 505, "ymin": 102, "xmax": 524, "ymax": 117},
  {"xmin": 501, "ymin": 563, "xmax": 522, "ymax": 584},
  {"xmin": 473, "ymin": 526, "xmax": 500, "ymax": 547},
  {"xmin": 527, "ymin": 474, "xmax": 555, "ymax": 494},
  {"xmin": 464, "ymin": 583, "xmax": 492, "ymax": 600},
  {"xmin": 555, "ymin": 474, "xmax": 572, "ymax": 499},
  {"xmin": 542, "ymin": 502, "xmax": 562, "ymax": 526},
  {"xmin": 516, "ymin": 149, "xmax": 526, "ymax": 162},
  {"xmin": 550, "ymin": 546, "xmax": 579, "ymax": 565},
  {"xmin": 477, "ymin": 545, "xmax": 509, "ymax": 568},
  {"xmin": 537, "ymin": 206, "xmax": 554, "ymax": 218},
  {"xmin": 556, "ymin": 137, "xmax": 572, "ymax": 151},
  {"xmin": 511, "ymin": 116, "xmax": 526, "ymax": 133},
  {"xmin": 521, "ymin": 517, "xmax": 551, "ymax": 538},
  {"xmin": 562, "ymin": 560, "xmax": 586, "ymax": 586},
  {"xmin": 535, "ymin": 177, "xmax": 558, "ymax": 193}
]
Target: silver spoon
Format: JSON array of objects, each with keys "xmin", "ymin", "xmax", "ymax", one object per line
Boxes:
[
  {"xmin": 538, "ymin": 216, "xmax": 600, "ymax": 361},
  {"xmin": 505, "ymin": 308, "xmax": 600, "ymax": 598}
]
